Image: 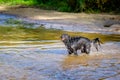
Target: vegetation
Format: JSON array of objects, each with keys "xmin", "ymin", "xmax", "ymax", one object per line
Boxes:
[
  {"xmin": 0, "ymin": 26, "xmax": 119, "ymax": 42},
  {"xmin": 0, "ymin": 0, "xmax": 119, "ymax": 13}
]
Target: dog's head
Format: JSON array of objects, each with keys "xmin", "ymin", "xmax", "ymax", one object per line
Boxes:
[{"xmin": 60, "ymin": 34, "xmax": 70, "ymax": 41}]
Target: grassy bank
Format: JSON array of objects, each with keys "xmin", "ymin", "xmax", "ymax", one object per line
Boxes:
[
  {"xmin": 0, "ymin": 26, "xmax": 120, "ymax": 42},
  {"xmin": 0, "ymin": 0, "xmax": 119, "ymax": 13},
  {"xmin": 0, "ymin": 0, "xmax": 34, "ymax": 6}
]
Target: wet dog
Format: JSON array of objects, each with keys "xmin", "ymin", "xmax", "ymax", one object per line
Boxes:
[{"xmin": 61, "ymin": 34, "xmax": 102, "ymax": 55}]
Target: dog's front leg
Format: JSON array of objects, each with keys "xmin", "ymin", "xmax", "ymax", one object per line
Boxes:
[
  {"xmin": 71, "ymin": 45, "xmax": 78, "ymax": 56},
  {"xmin": 73, "ymin": 49, "xmax": 78, "ymax": 56},
  {"xmin": 67, "ymin": 47, "xmax": 73, "ymax": 55}
]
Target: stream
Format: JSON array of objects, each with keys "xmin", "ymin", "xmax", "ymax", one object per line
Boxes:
[
  {"xmin": 0, "ymin": 41, "xmax": 120, "ymax": 80},
  {"xmin": 0, "ymin": 13, "xmax": 120, "ymax": 80}
]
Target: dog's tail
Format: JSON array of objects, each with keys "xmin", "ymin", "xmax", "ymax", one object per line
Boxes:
[{"xmin": 92, "ymin": 38, "xmax": 103, "ymax": 51}]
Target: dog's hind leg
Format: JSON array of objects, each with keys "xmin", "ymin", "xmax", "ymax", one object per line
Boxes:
[
  {"xmin": 81, "ymin": 45, "xmax": 86, "ymax": 53},
  {"xmin": 85, "ymin": 43, "xmax": 91, "ymax": 54}
]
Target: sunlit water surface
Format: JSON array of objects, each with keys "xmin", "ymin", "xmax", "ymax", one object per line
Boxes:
[
  {"xmin": 0, "ymin": 13, "xmax": 120, "ymax": 80},
  {"xmin": 0, "ymin": 41, "xmax": 120, "ymax": 80},
  {"xmin": 0, "ymin": 13, "xmax": 120, "ymax": 34}
]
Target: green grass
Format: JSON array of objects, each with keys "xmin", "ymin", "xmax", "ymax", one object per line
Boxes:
[
  {"xmin": 0, "ymin": 0, "xmax": 119, "ymax": 13},
  {"xmin": 0, "ymin": 0, "xmax": 35, "ymax": 6},
  {"xmin": 0, "ymin": 26, "xmax": 120, "ymax": 42},
  {"xmin": 0, "ymin": 0, "xmax": 70, "ymax": 11}
]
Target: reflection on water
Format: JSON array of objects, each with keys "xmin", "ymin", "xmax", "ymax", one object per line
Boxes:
[
  {"xmin": 62, "ymin": 54, "xmax": 90, "ymax": 69},
  {"xmin": 62, "ymin": 54, "xmax": 120, "ymax": 69},
  {"xmin": 0, "ymin": 41, "xmax": 120, "ymax": 80},
  {"xmin": 61, "ymin": 54, "xmax": 120, "ymax": 80}
]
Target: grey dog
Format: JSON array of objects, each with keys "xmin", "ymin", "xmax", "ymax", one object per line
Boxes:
[{"xmin": 61, "ymin": 34, "xmax": 102, "ymax": 55}]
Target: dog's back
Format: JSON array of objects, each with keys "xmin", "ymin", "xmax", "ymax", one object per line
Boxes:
[{"xmin": 61, "ymin": 34, "xmax": 101, "ymax": 55}]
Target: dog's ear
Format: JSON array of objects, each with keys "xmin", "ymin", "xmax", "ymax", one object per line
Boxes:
[
  {"xmin": 61, "ymin": 34, "xmax": 70, "ymax": 41},
  {"xmin": 66, "ymin": 34, "xmax": 70, "ymax": 39}
]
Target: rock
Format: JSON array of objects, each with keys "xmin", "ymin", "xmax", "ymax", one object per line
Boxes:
[
  {"xmin": 110, "ymin": 24, "xmax": 120, "ymax": 32},
  {"xmin": 104, "ymin": 20, "xmax": 120, "ymax": 27}
]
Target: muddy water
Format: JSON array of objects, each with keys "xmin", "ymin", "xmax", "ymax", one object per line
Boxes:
[
  {"xmin": 0, "ymin": 13, "xmax": 120, "ymax": 80},
  {"xmin": 0, "ymin": 41, "xmax": 120, "ymax": 80}
]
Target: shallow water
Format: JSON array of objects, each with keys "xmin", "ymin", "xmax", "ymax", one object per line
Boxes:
[
  {"xmin": 0, "ymin": 13, "xmax": 120, "ymax": 34},
  {"xmin": 0, "ymin": 41, "xmax": 120, "ymax": 80},
  {"xmin": 0, "ymin": 13, "xmax": 120, "ymax": 80}
]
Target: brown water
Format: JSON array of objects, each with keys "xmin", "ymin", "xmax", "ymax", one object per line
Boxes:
[
  {"xmin": 0, "ymin": 13, "xmax": 120, "ymax": 80},
  {"xmin": 0, "ymin": 41, "xmax": 120, "ymax": 80}
]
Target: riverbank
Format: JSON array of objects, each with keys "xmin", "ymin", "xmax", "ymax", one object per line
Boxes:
[{"xmin": 0, "ymin": 6, "xmax": 120, "ymax": 34}]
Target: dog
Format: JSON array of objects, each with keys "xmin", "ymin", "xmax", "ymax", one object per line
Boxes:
[{"xmin": 61, "ymin": 34, "xmax": 102, "ymax": 55}]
